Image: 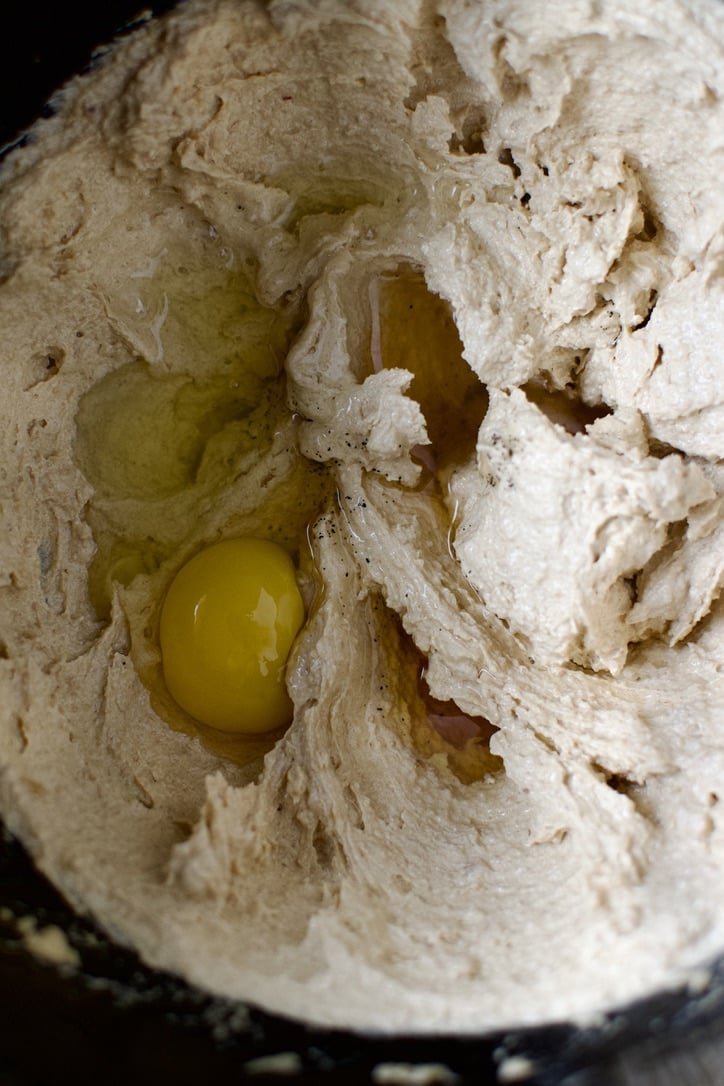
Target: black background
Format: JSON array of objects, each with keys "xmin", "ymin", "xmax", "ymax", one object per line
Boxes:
[{"xmin": 0, "ymin": 1, "xmax": 178, "ymax": 152}]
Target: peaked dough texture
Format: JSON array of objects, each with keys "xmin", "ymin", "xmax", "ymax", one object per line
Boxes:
[{"xmin": 1, "ymin": 0, "xmax": 723, "ymax": 1034}]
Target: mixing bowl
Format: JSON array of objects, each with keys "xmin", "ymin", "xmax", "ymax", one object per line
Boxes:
[{"xmin": 1, "ymin": 4, "xmax": 723, "ymax": 1083}]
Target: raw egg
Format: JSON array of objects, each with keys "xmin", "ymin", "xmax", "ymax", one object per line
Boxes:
[{"xmin": 159, "ymin": 538, "xmax": 304, "ymax": 734}]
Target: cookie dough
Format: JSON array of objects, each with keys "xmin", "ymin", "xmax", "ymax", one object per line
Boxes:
[{"xmin": 0, "ymin": 0, "xmax": 723, "ymax": 1034}]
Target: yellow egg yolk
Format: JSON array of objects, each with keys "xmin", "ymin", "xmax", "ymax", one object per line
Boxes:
[{"xmin": 159, "ymin": 538, "xmax": 305, "ymax": 734}]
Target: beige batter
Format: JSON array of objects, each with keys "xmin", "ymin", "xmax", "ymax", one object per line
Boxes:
[{"xmin": 0, "ymin": 0, "xmax": 723, "ymax": 1034}]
